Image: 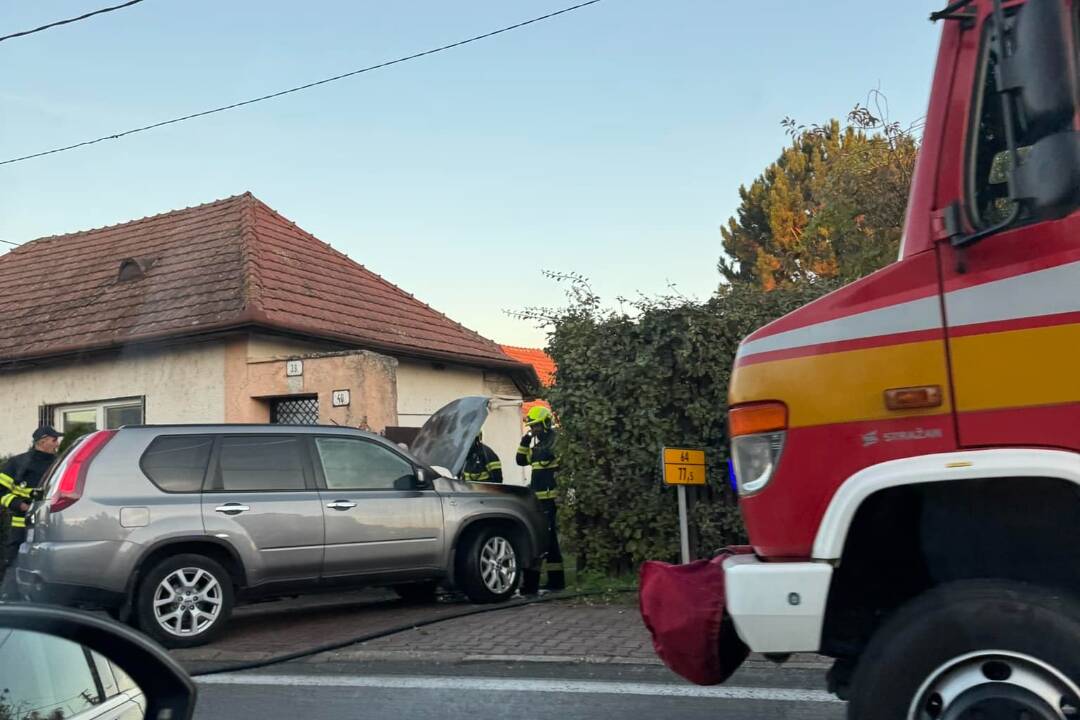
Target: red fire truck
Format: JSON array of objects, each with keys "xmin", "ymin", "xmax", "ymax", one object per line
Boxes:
[{"xmin": 642, "ymin": 0, "xmax": 1080, "ymax": 716}]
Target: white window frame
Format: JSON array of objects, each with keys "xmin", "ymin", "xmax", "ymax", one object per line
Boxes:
[{"xmin": 54, "ymin": 397, "xmax": 145, "ymax": 432}]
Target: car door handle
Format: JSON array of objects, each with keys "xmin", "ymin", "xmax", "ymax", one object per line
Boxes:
[
  {"xmin": 215, "ymin": 503, "xmax": 251, "ymax": 515},
  {"xmin": 326, "ymin": 500, "xmax": 357, "ymax": 511}
]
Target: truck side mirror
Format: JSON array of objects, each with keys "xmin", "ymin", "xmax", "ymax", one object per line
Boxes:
[
  {"xmin": 1002, "ymin": 0, "xmax": 1075, "ymax": 143},
  {"xmin": 1013, "ymin": 131, "xmax": 1080, "ymax": 220}
]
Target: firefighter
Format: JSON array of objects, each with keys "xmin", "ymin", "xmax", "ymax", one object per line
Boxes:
[
  {"xmin": 516, "ymin": 406, "xmax": 564, "ymax": 594},
  {"xmin": 462, "ymin": 433, "xmax": 503, "ymax": 483},
  {"xmin": 0, "ymin": 426, "xmax": 61, "ymax": 598}
]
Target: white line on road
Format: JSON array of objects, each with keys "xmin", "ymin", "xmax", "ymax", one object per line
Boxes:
[{"xmin": 196, "ymin": 673, "xmax": 841, "ymax": 704}]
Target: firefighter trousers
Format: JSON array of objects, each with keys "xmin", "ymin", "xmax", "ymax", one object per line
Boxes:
[{"xmin": 522, "ymin": 499, "xmax": 564, "ymax": 594}]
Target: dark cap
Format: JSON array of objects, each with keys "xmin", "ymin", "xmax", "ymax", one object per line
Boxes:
[{"xmin": 32, "ymin": 426, "xmax": 62, "ymax": 442}]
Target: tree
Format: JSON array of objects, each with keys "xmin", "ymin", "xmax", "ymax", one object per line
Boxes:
[{"xmin": 720, "ymin": 96, "xmax": 920, "ymax": 289}]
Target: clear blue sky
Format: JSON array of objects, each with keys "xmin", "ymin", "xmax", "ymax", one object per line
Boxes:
[{"xmin": 0, "ymin": 0, "xmax": 941, "ymax": 347}]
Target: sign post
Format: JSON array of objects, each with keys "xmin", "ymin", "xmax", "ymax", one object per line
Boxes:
[{"xmin": 661, "ymin": 447, "xmax": 707, "ymax": 564}]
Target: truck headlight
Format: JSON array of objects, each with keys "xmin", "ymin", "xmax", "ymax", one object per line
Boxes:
[
  {"xmin": 731, "ymin": 431, "xmax": 785, "ymax": 495},
  {"xmin": 728, "ymin": 402, "xmax": 788, "ymax": 496}
]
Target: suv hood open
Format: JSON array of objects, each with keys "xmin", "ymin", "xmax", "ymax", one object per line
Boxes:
[{"xmin": 409, "ymin": 396, "xmax": 490, "ymax": 477}]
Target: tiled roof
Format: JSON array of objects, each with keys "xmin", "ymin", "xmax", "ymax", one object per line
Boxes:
[
  {"xmin": 500, "ymin": 345, "xmax": 555, "ymax": 386},
  {"xmin": 0, "ymin": 193, "xmax": 525, "ymax": 371}
]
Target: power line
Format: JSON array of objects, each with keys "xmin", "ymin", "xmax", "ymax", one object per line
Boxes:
[
  {"xmin": 0, "ymin": 0, "xmax": 148, "ymax": 44},
  {"xmin": 0, "ymin": 239, "xmax": 21, "ymax": 248},
  {"xmin": 0, "ymin": 0, "xmax": 603, "ymax": 167}
]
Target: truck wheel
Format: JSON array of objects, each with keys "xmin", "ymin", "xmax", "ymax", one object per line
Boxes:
[
  {"xmin": 458, "ymin": 527, "xmax": 521, "ymax": 603},
  {"xmin": 136, "ymin": 554, "xmax": 234, "ymax": 649},
  {"xmin": 392, "ymin": 581, "xmax": 439, "ymax": 604},
  {"xmin": 848, "ymin": 580, "xmax": 1080, "ymax": 720}
]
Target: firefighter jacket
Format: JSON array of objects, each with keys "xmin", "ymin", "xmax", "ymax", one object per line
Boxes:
[
  {"xmin": 0, "ymin": 449, "xmax": 54, "ymax": 532},
  {"xmin": 516, "ymin": 428, "xmax": 559, "ymax": 501},
  {"xmin": 463, "ymin": 442, "xmax": 503, "ymax": 483}
]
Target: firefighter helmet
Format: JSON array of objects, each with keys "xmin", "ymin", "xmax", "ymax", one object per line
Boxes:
[{"xmin": 524, "ymin": 406, "xmax": 553, "ymax": 428}]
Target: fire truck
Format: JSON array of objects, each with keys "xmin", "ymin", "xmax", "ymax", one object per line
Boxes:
[{"xmin": 642, "ymin": 0, "xmax": 1080, "ymax": 717}]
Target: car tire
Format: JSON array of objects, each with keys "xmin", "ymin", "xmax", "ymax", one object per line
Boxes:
[
  {"xmin": 392, "ymin": 581, "xmax": 440, "ymax": 604},
  {"xmin": 458, "ymin": 526, "xmax": 521, "ymax": 603},
  {"xmin": 135, "ymin": 554, "xmax": 234, "ymax": 649},
  {"xmin": 848, "ymin": 579, "xmax": 1080, "ymax": 720}
]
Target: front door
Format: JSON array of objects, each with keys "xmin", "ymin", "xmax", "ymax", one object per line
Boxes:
[
  {"xmin": 939, "ymin": 14, "xmax": 1080, "ymax": 451},
  {"xmin": 310, "ymin": 435, "xmax": 443, "ymax": 580},
  {"xmin": 201, "ymin": 435, "xmax": 324, "ymax": 588}
]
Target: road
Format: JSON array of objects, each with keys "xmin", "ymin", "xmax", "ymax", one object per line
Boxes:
[{"xmin": 192, "ymin": 659, "xmax": 845, "ymax": 720}]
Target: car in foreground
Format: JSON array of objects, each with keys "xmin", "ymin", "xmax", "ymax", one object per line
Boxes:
[{"xmin": 17, "ymin": 396, "xmax": 547, "ymax": 648}]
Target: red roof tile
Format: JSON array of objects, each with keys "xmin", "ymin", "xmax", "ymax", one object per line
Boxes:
[
  {"xmin": 0, "ymin": 193, "xmax": 525, "ymax": 371},
  {"xmin": 500, "ymin": 345, "xmax": 555, "ymax": 386}
]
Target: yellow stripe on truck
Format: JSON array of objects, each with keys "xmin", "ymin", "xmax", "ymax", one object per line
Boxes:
[
  {"xmin": 730, "ymin": 339, "xmax": 951, "ymax": 428},
  {"xmin": 950, "ymin": 322, "xmax": 1080, "ymax": 412}
]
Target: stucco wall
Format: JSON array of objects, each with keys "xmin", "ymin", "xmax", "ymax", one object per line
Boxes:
[
  {"xmin": 396, "ymin": 360, "xmax": 526, "ymax": 485},
  {"xmin": 225, "ymin": 338, "xmax": 399, "ymax": 432},
  {"xmin": 0, "ymin": 342, "xmax": 226, "ymax": 456}
]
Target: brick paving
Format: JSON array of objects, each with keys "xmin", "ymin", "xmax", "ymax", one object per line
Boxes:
[
  {"xmin": 170, "ymin": 590, "xmax": 828, "ymax": 673},
  {"xmin": 344, "ymin": 603, "xmax": 657, "ymax": 663}
]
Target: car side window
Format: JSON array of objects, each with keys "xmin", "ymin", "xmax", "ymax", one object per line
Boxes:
[
  {"xmin": 141, "ymin": 435, "xmax": 213, "ymax": 493},
  {"xmin": 0, "ymin": 630, "xmax": 103, "ymax": 719},
  {"xmin": 215, "ymin": 436, "xmax": 307, "ymax": 492},
  {"xmin": 315, "ymin": 437, "xmax": 416, "ymax": 491}
]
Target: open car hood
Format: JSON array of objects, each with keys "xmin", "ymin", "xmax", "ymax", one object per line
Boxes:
[{"xmin": 409, "ymin": 396, "xmax": 490, "ymax": 477}]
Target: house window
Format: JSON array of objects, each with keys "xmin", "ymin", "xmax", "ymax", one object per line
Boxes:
[
  {"xmin": 55, "ymin": 397, "xmax": 145, "ymax": 435},
  {"xmin": 270, "ymin": 396, "xmax": 319, "ymax": 425}
]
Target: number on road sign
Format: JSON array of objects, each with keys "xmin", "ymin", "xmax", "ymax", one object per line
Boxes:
[{"xmin": 661, "ymin": 447, "xmax": 706, "ymax": 486}]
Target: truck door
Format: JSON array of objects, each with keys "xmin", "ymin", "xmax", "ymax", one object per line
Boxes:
[{"xmin": 939, "ymin": 10, "xmax": 1080, "ymax": 451}]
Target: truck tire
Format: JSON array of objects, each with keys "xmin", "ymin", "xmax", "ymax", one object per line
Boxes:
[
  {"xmin": 848, "ymin": 579, "xmax": 1080, "ymax": 720},
  {"xmin": 458, "ymin": 526, "xmax": 521, "ymax": 603},
  {"xmin": 135, "ymin": 553, "xmax": 234, "ymax": 649}
]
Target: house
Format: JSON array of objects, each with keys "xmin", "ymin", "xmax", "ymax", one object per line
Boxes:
[
  {"xmin": 500, "ymin": 345, "xmax": 555, "ymax": 415},
  {"xmin": 0, "ymin": 193, "xmax": 537, "ymax": 482}
]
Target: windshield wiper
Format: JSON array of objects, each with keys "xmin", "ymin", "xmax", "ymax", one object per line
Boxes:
[{"xmin": 931, "ymin": 0, "xmax": 977, "ymax": 23}]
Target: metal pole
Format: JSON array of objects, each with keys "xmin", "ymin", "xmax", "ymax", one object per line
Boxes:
[{"xmin": 677, "ymin": 485, "xmax": 690, "ymax": 564}]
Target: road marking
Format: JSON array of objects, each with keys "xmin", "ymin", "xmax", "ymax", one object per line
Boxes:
[{"xmin": 196, "ymin": 673, "xmax": 841, "ymax": 703}]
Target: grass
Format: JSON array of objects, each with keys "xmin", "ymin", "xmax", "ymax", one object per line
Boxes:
[{"xmin": 546, "ymin": 554, "xmax": 639, "ymax": 606}]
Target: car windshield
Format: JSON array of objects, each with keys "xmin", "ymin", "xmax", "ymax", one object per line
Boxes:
[{"xmin": 4, "ymin": 0, "xmax": 1079, "ymax": 718}]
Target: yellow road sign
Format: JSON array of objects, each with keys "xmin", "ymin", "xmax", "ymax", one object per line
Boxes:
[{"xmin": 661, "ymin": 447, "xmax": 707, "ymax": 486}]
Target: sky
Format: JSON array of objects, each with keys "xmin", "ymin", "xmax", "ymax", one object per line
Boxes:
[{"xmin": 0, "ymin": 0, "xmax": 943, "ymax": 347}]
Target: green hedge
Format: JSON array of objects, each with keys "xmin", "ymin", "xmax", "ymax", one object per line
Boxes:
[{"xmin": 535, "ymin": 277, "xmax": 836, "ymax": 573}]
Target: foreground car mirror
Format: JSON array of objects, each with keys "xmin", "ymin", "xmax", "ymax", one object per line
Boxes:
[{"xmin": 0, "ymin": 604, "xmax": 196, "ymax": 720}]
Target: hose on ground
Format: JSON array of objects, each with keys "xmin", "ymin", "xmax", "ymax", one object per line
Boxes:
[{"xmin": 191, "ymin": 587, "xmax": 636, "ymax": 677}]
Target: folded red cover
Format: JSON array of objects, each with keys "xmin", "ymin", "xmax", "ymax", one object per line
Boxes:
[{"xmin": 638, "ymin": 547, "xmax": 752, "ymax": 685}]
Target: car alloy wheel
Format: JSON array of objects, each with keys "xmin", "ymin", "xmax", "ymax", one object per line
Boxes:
[
  {"xmin": 479, "ymin": 536, "xmax": 517, "ymax": 595},
  {"xmin": 153, "ymin": 567, "xmax": 224, "ymax": 637}
]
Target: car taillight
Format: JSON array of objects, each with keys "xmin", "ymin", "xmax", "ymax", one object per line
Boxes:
[
  {"xmin": 49, "ymin": 430, "xmax": 116, "ymax": 513},
  {"xmin": 729, "ymin": 402, "xmax": 787, "ymax": 497}
]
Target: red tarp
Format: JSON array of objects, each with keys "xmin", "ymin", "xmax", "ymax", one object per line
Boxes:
[{"xmin": 638, "ymin": 547, "xmax": 752, "ymax": 685}]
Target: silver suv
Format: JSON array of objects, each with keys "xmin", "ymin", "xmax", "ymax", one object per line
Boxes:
[{"xmin": 17, "ymin": 397, "xmax": 547, "ymax": 648}]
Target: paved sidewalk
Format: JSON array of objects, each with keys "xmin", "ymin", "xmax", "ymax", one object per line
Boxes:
[
  {"xmin": 316, "ymin": 602, "xmax": 657, "ymax": 665},
  {"xmin": 170, "ymin": 590, "xmax": 828, "ymax": 673}
]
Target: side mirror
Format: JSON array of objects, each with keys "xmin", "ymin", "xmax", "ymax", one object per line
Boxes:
[
  {"xmin": 1002, "ymin": 0, "xmax": 1075, "ymax": 142},
  {"xmin": 0, "ymin": 604, "xmax": 196, "ymax": 720},
  {"xmin": 1013, "ymin": 131, "xmax": 1080, "ymax": 219},
  {"xmin": 415, "ymin": 468, "xmax": 430, "ymax": 488}
]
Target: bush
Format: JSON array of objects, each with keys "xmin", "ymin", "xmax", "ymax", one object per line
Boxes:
[{"xmin": 523, "ymin": 275, "xmax": 836, "ymax": 573}]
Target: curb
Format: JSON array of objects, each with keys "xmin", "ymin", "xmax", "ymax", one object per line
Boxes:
[{"xmin": 172, "ymin": 647, "xmax": 833, "ymax": 670}]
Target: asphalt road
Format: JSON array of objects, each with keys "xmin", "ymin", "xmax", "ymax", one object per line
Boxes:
[{"xmin": 192, "ymin": 659, "xmax": 845, "ymax": 720}]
